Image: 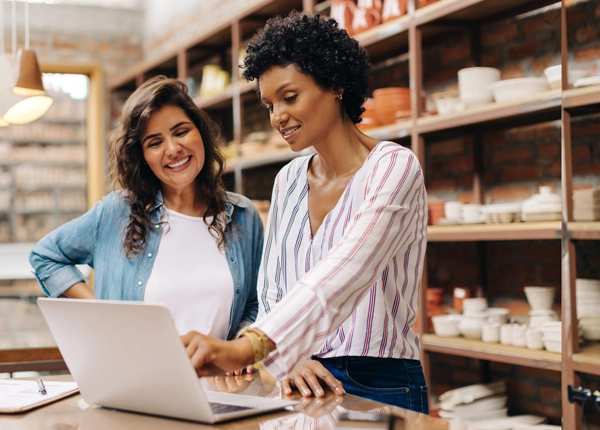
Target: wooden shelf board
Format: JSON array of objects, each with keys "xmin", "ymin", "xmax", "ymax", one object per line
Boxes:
[
  {"xmin": 427, "ymin": 221, "xmax": 561, "ymax": 242},
  {"xmin": 422, "ymin": 334, "xmax": 561, "ymax": 371},
  {"xmin": 224, "ymin": 148, "xmax": 313, "ymax": 173},
  {"xmin": 194, "ymin": 85, "xmax": 236, "ymax": 110},
  {"xmin": 354, "ymin": 15, "xmax": 411, "ymax": 61},
  {"xmin": 568, "ymin": 222, "xmax": 600, "ymax": 240},
  {"xmin": 572, "ymin": 343, "xmax": 600, "ymax": 376},
  {"xmin": 415, "ymin": 0, "xmax": 559, "ymax": 26},
  {"xmin": 417, "ymin": 89, "xmax": 561, "ymax": 136},
  {"xmin": 364, "ymin": 119, "xmax": 413, "ymax": 142},
  {"xmin": 562, "ymin": 85, "xmax": 600, "ymax": 111}
]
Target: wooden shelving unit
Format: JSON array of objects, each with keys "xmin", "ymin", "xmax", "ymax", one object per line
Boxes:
[
  {"xmin": 104, "ymin": 1, "xmax": 596, "ymax": 428},
  {"xmin": 422, "ymin": 334, "xmax": 562, "ymax": 371}
]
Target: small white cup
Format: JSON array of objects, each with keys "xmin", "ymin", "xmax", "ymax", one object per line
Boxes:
[
  {"xmin": 444, "ymin": 201, "xmax": 463, "ymax": 221},
  {"xmin": 482, "ymin": 322, "xmax": 501, "ymax": 343},
  {"xmin": 462, "ymin": 204, "xmax": 482, "ymax": 222},
  {"xmin": 526, "ymin": 327, "xmax": 544, "ymax": 350},
  {"xmin": 512, "ymin": 324, "xmax": 527, "ymax": 347},
  {"xmin": 500, "ymin": 324, "xmax": 513, "ymax": 345}
]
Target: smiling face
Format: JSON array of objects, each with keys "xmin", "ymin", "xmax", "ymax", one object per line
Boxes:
[
  {"xmin": 141, "ymin": 104, "xmax": 206, "ymax": 197},
  {"xmin": 259, "ymin": 64, "xmax": 343, "ymax": 152}
]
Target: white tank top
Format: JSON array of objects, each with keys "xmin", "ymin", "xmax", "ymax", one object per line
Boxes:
[{"xmin": 144, "ymin": 208, "xmax": 234, "ymax": 339}]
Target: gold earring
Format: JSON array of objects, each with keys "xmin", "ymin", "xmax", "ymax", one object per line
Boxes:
[{"xmin": 337, "ymin": 93, "xmax": 343, "ymax": 100}]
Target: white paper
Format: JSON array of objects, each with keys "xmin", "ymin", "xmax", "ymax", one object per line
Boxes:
[{"xmin": 0, "ymin": 379, "xmax": 79, "ymax": 412}]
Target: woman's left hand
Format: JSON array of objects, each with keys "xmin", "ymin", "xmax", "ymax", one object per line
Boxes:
[{"xmin": 180, "ymin": 331, "xmax": 254, "ymax": 376}]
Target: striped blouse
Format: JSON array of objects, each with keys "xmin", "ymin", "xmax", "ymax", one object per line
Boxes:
[{"xmin": 252, "ymin": 141, "xmax": 427, "ymax": 378}]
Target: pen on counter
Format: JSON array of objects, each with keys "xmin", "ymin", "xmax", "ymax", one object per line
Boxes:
[{"xmin": 37, "ymin": 378, "xmax": 47, "ymax": 395}]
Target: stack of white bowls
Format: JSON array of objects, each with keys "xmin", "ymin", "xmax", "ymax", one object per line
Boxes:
[
  {"xmin": 576, "ymin": 279, "xmax": 600, "ymax": 341},
  {"xmin": 457, "ymin": 67, "xmax": 501, "ymax": 108},
  {"xmin": 540, "ymin": 321, "xmax": 561, "ymax": 353},
  {"xmin": 459, "ymin": 298, "xmax": 488, "ymax": 340}
]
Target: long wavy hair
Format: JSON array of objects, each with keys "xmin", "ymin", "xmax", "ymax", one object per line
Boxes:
[{"xmin": 108, "ymin": 76, "xmax": 228, "ymax": 257}]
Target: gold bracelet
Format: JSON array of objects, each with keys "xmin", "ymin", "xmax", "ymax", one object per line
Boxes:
[{"xmin": 236, "ymin": 327, "xmax": 271, "ymax": 363}]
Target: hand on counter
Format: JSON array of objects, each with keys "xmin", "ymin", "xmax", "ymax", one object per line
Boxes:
[{"xmin": 281, "ymin": 359, "xmax": 346, "ymax": 398}]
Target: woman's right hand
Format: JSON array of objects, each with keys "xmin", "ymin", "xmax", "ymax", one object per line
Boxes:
[
  {"xmin": 281, "ymin": 359, "xmax": 345, "ymax": 398},
  {"xmin": 63, "ymin": 282, "xmax": 95, "ymax": 299}
]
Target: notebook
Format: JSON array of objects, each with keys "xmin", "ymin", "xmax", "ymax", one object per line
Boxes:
[
  {"xmin": 0, "ymin": 379, "xmax": 79, "ymax": 413},
  {"xmin": 37, "ymin": 298, "xmax": 296, "ymax": 423}
]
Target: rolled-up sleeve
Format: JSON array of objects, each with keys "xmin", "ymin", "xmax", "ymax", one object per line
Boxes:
[
  {"xmin": 253, "ymin": 149, "xmax": 426, "ymax": 378},
  {"xmin": 29, "ymin": 195, "xmax": 111, "ymax": 297}
]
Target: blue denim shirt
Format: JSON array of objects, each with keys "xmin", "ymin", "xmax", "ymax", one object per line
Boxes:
[{"xmin": 30, "ymin": 191, "xmax": 264, "ymax": 340}]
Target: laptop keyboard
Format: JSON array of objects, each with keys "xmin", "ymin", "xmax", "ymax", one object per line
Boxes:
[{"xmin": 209, "ymin": 402, "xmax": 254, "ymax": 414}]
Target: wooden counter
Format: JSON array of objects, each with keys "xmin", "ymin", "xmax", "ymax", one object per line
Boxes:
[{"xmin": 1, "ymin": 374, "xmax": 452, "ymax": 429}]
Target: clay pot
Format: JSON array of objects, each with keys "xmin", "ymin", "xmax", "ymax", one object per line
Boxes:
[
  {"xmin": 372, "ymin": 87, "xmax": 411, "ymax": 125},
  {"xmin": 381, "ymin": 0, "xmax": 407, "ymax": 22},
  {"xmin": 418, "ymin": 0, "xmax": 438, "ymax": 7},
  {"xmin": 453, "ymin": 287, "xmax": 471, "ymax": 312},
  {"xmin": 428, "ymin": 201, "xmax": 445, "ymax": 226},
  {"xmin": 352, "ymin": 7, "xmax": 381, "ymax": 34},
  {"xmin": 358, "ymin": 98, "xmax": 381, "ymax": 130},
  {"xmin": 331, "ymin": 0, "xmax": 355, "ymax": 35},
  {"xmin": 427, "ymin": 288, "xmax": 444, "ymax": 307}
]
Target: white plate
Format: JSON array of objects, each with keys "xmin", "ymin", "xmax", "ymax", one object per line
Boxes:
[
  {"xmin": 573, "ymin": 75, "xmax": 600, "ymax": 88},
  {"xmin": 439, "ymin": 381, "xmax": 506, "ymax": 409},
  {"xmin": 467, "ymin": 415, "xmax": 546, "ymax": 430}
]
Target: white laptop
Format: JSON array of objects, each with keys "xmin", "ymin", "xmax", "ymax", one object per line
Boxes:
[{"xmin": 37, "ymin": 298, "xmax": 296, "ymax": 423}]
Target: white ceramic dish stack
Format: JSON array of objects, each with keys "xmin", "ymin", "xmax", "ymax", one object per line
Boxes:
[
  {"xmin": 573, "ymin": 75, "xmax": 600, "ymax": 88},
  {"xmin": 521, "ymin": 186, "xmax": 562, "ymax": 222},
  {"xmin": 466, "ymin": 415, "xmax": 546, "ymax": 430},
  {"xmin": 513, "ymin": 425, "xmax": 562, "ymax": 430},
  {"xmin": 489, "ymin": 78, "xmax": 549, "ymax": 103},
  {"xmin": 576, "ymin": 278, "xmax": 600, "ymax": 341},
  {"xmin": 458, "ymin": 67, "xmax": 501, "ymax": 108},
  {"xmin": 439, "ymin": 381, "xmax": 508, "ymax": 423},
  {"xmin": 431, "ymin": 90, "xmax": 465, "ymax": 115},
  {"xmin": 482, "ymin": 203, "xmax": 523, "ymax": 224},
  {"xmin": 573, "ymin": 188, "xmax": 600, "ymax": 221},
  {"xmin": 540, "ymin": 321, "xmax": 561, "ymax": 353}
]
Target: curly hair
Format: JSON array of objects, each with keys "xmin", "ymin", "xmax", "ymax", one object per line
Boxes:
[
  {"xmin": 108, "ymin": 76, "xmax": 228, "ymax": 257},
  {"xmin": 242, "ymin": 11, "xmax": 370, "ymax": 124}
]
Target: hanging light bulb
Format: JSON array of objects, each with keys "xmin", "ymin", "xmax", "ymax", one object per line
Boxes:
[{"xmin": 0, "ymin": 0, "xmax": 53, "ymax": 124}]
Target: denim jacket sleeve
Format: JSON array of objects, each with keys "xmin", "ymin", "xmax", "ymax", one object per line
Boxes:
[
  {"xmin": 29, "ymin": 192, "xmax": 117, "ymax": 297},
  {"xmin": 238, "ymin": 202, "xmax": 264, "ymax": 328}
]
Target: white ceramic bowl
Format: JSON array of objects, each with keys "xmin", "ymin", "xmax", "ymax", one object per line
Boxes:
[
  {"xmin": 542, "ymin": 338, "xmax": 561, "ymax": 353},
  {"xmin": 524, "ymin": 286, "xmax": 555, "ymax": 311},
  {"xmin": 459, "ymin": 319, "xmax": 484, "ymax": 340},
  {"xmin": 462, "ymin": 297, "xmax": 488, "ymax": 313},
  {"xmin": 489, "ymin": 77, "xmax": 549, "ymax": 103},
  {"xmin": 458, "ymin": 67, "xmax": 501, "ymax": 85},
  {"xmin": 544, "ymin": 65, "xmax": 590, "ymax": 89},
  {"xmin": 432, "ymin": 315, "xmax": 461, "ymax": 337},
  {"xmin": 484, "ymin": 307, "xmax": 510, "ymax": 324},
  {"xmin": 581, "ymin": 323, "xmax": 600, "ymax": 341}
]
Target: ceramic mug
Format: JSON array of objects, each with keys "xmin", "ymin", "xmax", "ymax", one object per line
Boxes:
[
  {"xmin": 482, "ymin": 322, "xmax": 500, "ymax": 343},
  {"xmin": 526, "ymin": 326, "xmax": 544, "ymax": 350},
  {"xmin": 512, "ymin": 324, "xmax": 527, "ymax": 348},
  {"xmin": 500, "ymin": 323, "xmax": 513, "ymax": 345}
]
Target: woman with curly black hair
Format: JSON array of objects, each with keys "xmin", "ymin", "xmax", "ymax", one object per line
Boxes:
[
  {"xmin": 30, "ymin": 76, "xmax": 264, "ymax": 356},
  {"xmin": 181, "ymin": 12, "xmax": 428, "ymax": 412}
]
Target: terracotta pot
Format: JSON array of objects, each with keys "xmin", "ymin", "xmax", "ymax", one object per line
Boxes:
[
  {"xmin": 373, "ymin": 87, "xmax": 411, "ymax": 125},
  {"xmin": 428, "ymin": 201, "xmax": 445, "ymax": 226},
  {"xmin": 331, "ymin": 0, "xmax": 355, "ymax": 35},
  {"xmin": 427, "ymin": 288, "xmax": 443, "ymax": 307},
  {"xmin": 381, "ymin": 0, "xmax": 407, "ymax": 22},
  {"xmin": 453, "ymin": 287, "xmax": 471, "ymax": 312},
  {"xmin": 357, "ymin": 0, "xmax": 383, "ymax": 12},
  {"xmin": 418, "ymin": 0, "xmax": 438, "ymax": 7},
  {"xmin": 352, "ymin": 7, "xmax": 381, "ymax": 34}
]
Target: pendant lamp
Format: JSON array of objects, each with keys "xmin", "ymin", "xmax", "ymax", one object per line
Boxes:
[{"xmin": 1, "ymin": 0, "xmax": 53, "ymax": 124}]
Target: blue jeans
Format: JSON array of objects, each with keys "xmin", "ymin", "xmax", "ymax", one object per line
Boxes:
[{"xmin": 313, "ymin": 356, "xmax": 429, "ymax": 414}]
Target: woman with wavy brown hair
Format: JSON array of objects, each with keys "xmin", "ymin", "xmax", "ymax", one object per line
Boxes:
[{"xmin": 30, "ymin": 76, "xmax": 264, "ymax": 348}]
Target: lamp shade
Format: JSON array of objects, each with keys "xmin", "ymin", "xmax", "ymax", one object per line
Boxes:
[
  {"xmin": 3, "ymin": 95, "xmax": 54, "ymax": 125},
  {"xmin": 12, "ymin": 49, "xmax": 46, "ymax": 97},
  {"xmin": 0, "ymin": 53, "xmax": 54, "ymax": 125}
]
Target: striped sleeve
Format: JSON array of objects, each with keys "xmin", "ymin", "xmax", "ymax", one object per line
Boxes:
[{"xmin": 253, "ymin": 147, "xmax": 426, "ymax": 377}]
